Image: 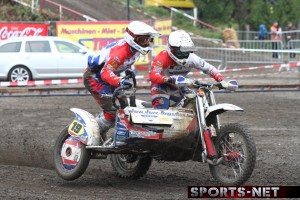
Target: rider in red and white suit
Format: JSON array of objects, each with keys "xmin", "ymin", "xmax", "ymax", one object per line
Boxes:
[
  {"xmin": 150, "ymin": 30, "xmax": 234, "ymax": 109},
  {"xmin": 83, "ymin": 21, "xmax": 159, "ymax": 141}
]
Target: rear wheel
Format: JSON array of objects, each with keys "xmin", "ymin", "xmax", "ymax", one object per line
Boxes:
[
  {"xmin": 53, "ymin": 127, "xmax": 90, "ymax": 180},
  {"xmin": 111, "ymin": 154, "xmax": 152, "ymax": 179},
  {"xmin": 209, "ymin": 123, "xmax": 256, "ymax": 185},
  {"xmin": 8, "ymin": 65, "xmax": 32, "ymax": 82}
]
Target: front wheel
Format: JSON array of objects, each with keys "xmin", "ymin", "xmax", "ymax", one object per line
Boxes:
[
  {"xmin": 209, "ymin": 123, "xmax": 256, "ymax": 185},
  {"xmin": 8, "ymin": 65, "xmax": 32, "ymax": 82},
  {"xmin": 53, "ymin": 127, "xmax": 91, "ymax": 180},
  {"xmin": 111, "ymin": 154, "xmax": 152, "ymax": 179}
]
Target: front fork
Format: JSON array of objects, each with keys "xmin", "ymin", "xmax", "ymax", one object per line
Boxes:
[
  {"xmin": 207, "ymin": 90, "xmax": 220, "ymax": 129},
  {"xmin": 195, "ymin": 95, "xmax": 223, "ymax": 165}
]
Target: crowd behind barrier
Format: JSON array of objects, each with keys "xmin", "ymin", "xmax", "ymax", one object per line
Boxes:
[{"xmin": 236, "ymin": 30, "xmax": 300, "ymax": 43}]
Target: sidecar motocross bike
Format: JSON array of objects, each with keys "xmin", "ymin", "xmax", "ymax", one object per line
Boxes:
[{"xmin": 54, "ymin": 75, "xmax": 256, "ymax": 186}]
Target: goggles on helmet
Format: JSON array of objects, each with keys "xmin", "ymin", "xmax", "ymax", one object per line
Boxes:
[
  {"xmin": 171, "ymin": 46, "xmax": 195, "ymax": 59},
  {"xmin": 127, "ymin": 28, "xmax": 154, "ymax": 47},
  {"xmin": 135, "ymin": 35, "xmax": 154, "ymax": 47}
]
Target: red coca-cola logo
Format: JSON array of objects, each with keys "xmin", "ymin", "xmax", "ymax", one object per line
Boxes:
[
  {"xmin": 0, "ymin": 27, "xmax": 44, "ymax": 40},
  {"xmin": 0, "ymin": 23, "xmax": 48, "ymax": 40}
]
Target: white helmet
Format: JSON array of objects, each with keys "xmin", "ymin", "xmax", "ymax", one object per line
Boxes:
[
  {"xmin": 167, "ymin": 30, "xmax": 196, "ymax": 65},
  {"xmin": 124, "ymin": 21, "xmax": 160, "ymax": 55}
]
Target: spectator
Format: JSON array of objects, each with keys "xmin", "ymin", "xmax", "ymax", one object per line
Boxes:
[
  {"xmin": 223, "ymin": 24, "xmax": 240, "ymax": 48},
  {"xmin": 285, "ymin": 22, "xmax": 296, "ymax": 58},
  {"xmin": 270, "ymin": 21, "xmax": 282, "ymax": 59},
  {"xmin": 258, "ymin": 24, "xmax": 268, "ymax": 48},
  {"xmin": 258, "ymin": 24, "xmax": 268, "ymax": 40}
]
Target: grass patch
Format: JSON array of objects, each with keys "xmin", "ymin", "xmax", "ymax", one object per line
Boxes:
[{"xmin": 0, "ymin": 3, "xmax": 58, "ymax": 21}]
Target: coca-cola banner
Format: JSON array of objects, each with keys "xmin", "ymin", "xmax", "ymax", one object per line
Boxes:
[{"xmin": 0, "ymin": 23, "xmax": 48, "ymax": 41}]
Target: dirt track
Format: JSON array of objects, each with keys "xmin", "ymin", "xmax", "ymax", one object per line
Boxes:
[{"xmin": 0, "ymin": 90, "xmax": 299, "ymax": 199}]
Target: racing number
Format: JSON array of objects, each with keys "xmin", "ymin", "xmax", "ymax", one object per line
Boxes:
[
  {"xmin": 68, "ymin": 120, "xmax": 84, "ymax": 136},
  {"xmin": 71, "ymin": 121, "xmax": 82, "ymax": 133}
]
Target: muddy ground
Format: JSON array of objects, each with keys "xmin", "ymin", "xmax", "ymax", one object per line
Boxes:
[{"xmin": 0, "ymin": 88, "xmax": 299, "ymax": 199}]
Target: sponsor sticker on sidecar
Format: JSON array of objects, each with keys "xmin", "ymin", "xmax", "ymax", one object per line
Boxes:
[
  {"xmin": 129, "ymin": 130, "xmax": 162, "ymax": 139},
  {"xmin": 126, "ymin": 107, "xmax": 192, "ymax": 125}
]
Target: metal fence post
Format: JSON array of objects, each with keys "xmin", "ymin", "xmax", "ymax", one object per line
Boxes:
[
  {"xmin": 31, "ymin": 0, "xmax": 34, "ymax": 12},
  {"xmin": 59, "ymin": 5, "xmax": 62, "ymax": 21}
]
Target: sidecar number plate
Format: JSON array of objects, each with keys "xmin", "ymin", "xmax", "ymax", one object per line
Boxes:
[{"xmin": 68, "ymin": 120, "xmax": 85, "ymax": 136}]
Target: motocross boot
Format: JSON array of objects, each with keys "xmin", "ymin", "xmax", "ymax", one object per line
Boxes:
[
  {"xmin": 94, "ymin": 114, "xmax": 115, "ymax": 159},
  {"xmin": 96, "ymin": 113, "xmax": 115, "ymax": 144}
]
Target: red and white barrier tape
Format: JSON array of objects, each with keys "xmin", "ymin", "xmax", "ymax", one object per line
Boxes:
[
  {"xmin": 0, "ymin": 79, "xmax": 82, "ymax": 87},
  {"xmin": 0, "ymin": 62, "xmax": 298, "ymax": 87}
]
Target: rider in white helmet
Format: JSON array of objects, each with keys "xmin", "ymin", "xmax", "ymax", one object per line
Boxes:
[
  {"xmin": 84, "ymin": 21, "xmax": 159, "ymax": 142},
  {"xmin": 150, "ymin": 30, "xmax": 235, "ymax": 109}
]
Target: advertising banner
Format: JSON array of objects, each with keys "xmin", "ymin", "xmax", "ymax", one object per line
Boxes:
[
  {"xmin": 145, "ymin": 0, "xmax": 195, "ymax": 8},
  {"xmin": 153, "ymin": 19, "xmax": 172, "ymax": 56},
  {"xmin": 0, "ymin": 23, "xmax": 48, "ymax": 41},
  {"xmin": 56, "ymin": 21, "xmax": 150, "ymax": 66}
]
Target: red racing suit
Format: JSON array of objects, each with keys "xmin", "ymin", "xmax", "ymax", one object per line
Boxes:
[
  {"xmin": 83, "ymin": 39, "xmax": 139, "ymax": 136},
  {"xmin": 149, "ymin": 50, "xmax": 224, "ymax": 109}
]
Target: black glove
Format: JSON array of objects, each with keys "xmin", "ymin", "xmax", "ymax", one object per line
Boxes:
[
  {"xmin": 166, "ymin": 77, "xmax": 176, "ymax": 84},
  {"xmin": 125, "ymin": 69, "xmax": 135, "ymax": 79}
]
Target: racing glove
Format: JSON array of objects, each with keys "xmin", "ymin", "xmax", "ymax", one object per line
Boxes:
[
  {"xmin": 164, "ymin": 76, "xmax": 193, "ymax": 87},
  {"xmin": 220, "ymin": 80, "xmax": 237, "ymax": 90},
  {"xmin": 125, "ymin": 69, "xmax": 135, "ymax": 79},
  {"xmin": 165, "ymin": 76, "xmax": 176, "ymax": 84}
]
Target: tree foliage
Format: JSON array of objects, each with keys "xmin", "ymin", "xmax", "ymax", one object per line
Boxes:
[{"xmin": 195, "ymin": 0, "xmax": 300, "ymax": 31}]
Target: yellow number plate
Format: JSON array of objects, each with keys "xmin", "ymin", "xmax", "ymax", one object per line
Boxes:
[{"xmin": 68, "ymin": 120, "xmax": 84, "ymax": 136}]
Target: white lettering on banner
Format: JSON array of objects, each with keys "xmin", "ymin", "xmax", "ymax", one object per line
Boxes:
[{"xmin": 0, "ymin": 26, "xmax": 44, "ymax": 40}]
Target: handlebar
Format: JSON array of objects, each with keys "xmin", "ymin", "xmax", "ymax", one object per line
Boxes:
[
  {"xmin": 112, "ymin": 74, "xmax": 136, "ymax": 109},
  {"xmin": 193, "ymin": 80, "xmax": 238, "ymax": 91}
]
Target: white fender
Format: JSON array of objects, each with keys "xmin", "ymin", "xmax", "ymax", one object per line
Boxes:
[
  {"xmin": 205, "ymin": 103, "xmax": 243, "ymax": 118},
  {"xmin": 69, "ymin": 108, "xmax": 100, "ymax": 146}
]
